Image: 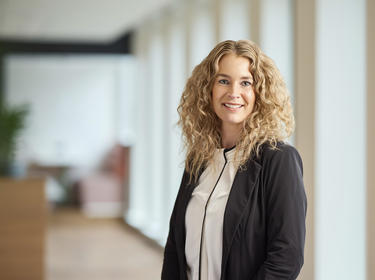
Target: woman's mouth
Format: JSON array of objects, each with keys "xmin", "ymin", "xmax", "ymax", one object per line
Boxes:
[{"xmin": 223, "ymin": 103, "xmax": 243, "ymax": 109}]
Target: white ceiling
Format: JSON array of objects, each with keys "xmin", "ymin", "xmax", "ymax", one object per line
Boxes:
[{"xmin": 0, "ymin": 0, "xmax": 172, "ymax": 42}]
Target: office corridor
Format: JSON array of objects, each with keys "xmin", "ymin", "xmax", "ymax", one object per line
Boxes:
[{"xmin": 46, "ymin": 208, "xmax": 163, "ymax": 280}]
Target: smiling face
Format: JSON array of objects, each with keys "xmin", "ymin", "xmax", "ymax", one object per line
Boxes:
[{"xmin": 212, "ymin": 53, "xmax": 256, "ymax": 135}]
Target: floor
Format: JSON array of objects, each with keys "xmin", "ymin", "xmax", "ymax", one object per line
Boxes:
[{"xmin": 46, "ymin": 207, "xmax": 163, "ymax": 280}]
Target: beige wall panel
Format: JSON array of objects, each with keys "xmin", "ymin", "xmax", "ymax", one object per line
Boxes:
[
  {"xmin": 294, "ymin": 0, "xmax": 315, "ymax": 279},
  {"xmin": 249, "ymin": 0, "xmax": 260, "ymax": 44}
]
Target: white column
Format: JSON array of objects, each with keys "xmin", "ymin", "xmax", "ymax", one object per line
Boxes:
[
  {"xmin": 218, "ymin": 0, "xmax": 250, "ymax": 41},
  {"xmin": 259, "ymin": 0, "xmax": 294, "ymax": 100},
  {"xmin": 315, "ymin": 0, "xmax": 366, "ymax": 279},
  {"xmin": 144, "ymin": 18, "xmax": 167, "ymax": 241},
  {"xmin": 114, "ymin": 55, "xmax": 136, "ymax": 146},
  {"xmin": 160, "ymin": 7, "xmax": 187, "ymax": 245},
  {"xmin": 187, "ymin": 0, "xmax": 216, "ymax": 73},
  {"xmin": 127, "ymin": 25, "xmax": 150, "ymax": 230},
  {"xmin": 367, "ymin": 0, "xmax": 375, "ymax": 278}
]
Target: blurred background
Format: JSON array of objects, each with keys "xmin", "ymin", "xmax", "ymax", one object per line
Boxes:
[{"xmin": 0, "ymin": 0, "xmax": 374, "ymax": 279}]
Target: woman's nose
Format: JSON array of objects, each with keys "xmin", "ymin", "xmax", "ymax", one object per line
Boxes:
[
  {"xmin": 227, "ymin": 85, "xmax": 241, "ymax": 99},
  {"xmin": 228, "ymin": 93, "xmax": 240, "ymax": 99}
]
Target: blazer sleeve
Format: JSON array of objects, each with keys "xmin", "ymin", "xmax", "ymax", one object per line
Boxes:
[
  {"xmin": 161, "ymin": 171, "xmax": 187, "ymax": 279},
  {"xmin": 252, "ymin": 145, "xmax": 307, "ymax": 280}
]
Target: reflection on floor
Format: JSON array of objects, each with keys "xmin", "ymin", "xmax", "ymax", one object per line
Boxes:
[{"xmin": 46, "ymin": 207, "xmax": 163, "ymax": 280}]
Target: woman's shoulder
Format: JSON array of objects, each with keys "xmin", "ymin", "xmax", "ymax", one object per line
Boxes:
[
  {"xmin": 257, "ymin": 141, "xmax": 303, "ymax": 169},
  {"xmin": 262, "ymin": 141, "xmax": 299, "ymax": 154}
]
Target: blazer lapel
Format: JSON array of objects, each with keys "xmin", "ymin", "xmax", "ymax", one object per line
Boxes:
[{"xmin": 221, "ymin": 158, "xmax": 262, "ymax": 275}]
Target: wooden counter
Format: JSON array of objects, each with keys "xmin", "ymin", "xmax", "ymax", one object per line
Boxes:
[{"xmin": 0, "ymin": 177, "xmax": 46, "ymax": 280}]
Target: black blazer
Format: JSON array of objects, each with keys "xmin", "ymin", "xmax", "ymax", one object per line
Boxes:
[{"xmin": 161, "ymin": 142, "xmax": 307, "ymax": 280}]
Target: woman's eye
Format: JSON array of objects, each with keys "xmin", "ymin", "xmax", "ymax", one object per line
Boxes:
[
  {"xmin": 218, "ymin": 79, "xmax": 229, "ymax": 85},
  {"xmin": 241, "ymin": 81, "xmax": 252, "ymax": 86}
]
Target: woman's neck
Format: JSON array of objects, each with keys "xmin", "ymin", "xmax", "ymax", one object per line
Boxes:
[{"xmin": 221, "ymin": 123, "xmax": 241, "ymax": 149}]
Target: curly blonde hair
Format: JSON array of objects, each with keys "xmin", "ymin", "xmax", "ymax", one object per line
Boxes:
[{"xmin": 178, "ymin": 40, "xmax": 294, "ymax": 181}]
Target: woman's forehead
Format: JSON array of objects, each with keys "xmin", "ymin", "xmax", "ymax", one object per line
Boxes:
[{"xmin": 216, "ymin": 54, "xmax": 253, "ymax": 77}]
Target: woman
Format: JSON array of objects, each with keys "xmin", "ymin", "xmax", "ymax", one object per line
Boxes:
[{"xmin": 161, "ymin": 40, "xmax": 307, "ymax": 280}]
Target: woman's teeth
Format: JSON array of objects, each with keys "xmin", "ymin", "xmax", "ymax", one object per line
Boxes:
[{"xmin": 224, "ymin": 103, "xmax": 242, "ymax": 108}]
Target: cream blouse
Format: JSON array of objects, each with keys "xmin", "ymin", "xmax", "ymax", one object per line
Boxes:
[{"xmin": 185, "ymin": 147, "xmax": 238, "ymax": 280}]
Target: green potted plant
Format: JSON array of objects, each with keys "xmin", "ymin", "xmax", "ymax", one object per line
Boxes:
[{"xmin": 0, "ymin": 99, "xmax": 29, "ymax": 177}]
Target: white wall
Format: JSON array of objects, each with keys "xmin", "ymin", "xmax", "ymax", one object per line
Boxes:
[
  {"xmin": 5, "ymin": 54, "xmax": 136, "ymax": 170},
  {"xmin": 315, "ymin": 0, "xmax": 366, "ymax": 279}
]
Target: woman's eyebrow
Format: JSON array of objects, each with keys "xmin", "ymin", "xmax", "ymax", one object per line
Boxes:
[
  {"xmin": 216, "ymin": 73, "xmax": 231, "ymax": 78},
  {"xmin": 216, "ymin": 73, "xmax": 253, "ymax": 80}
]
